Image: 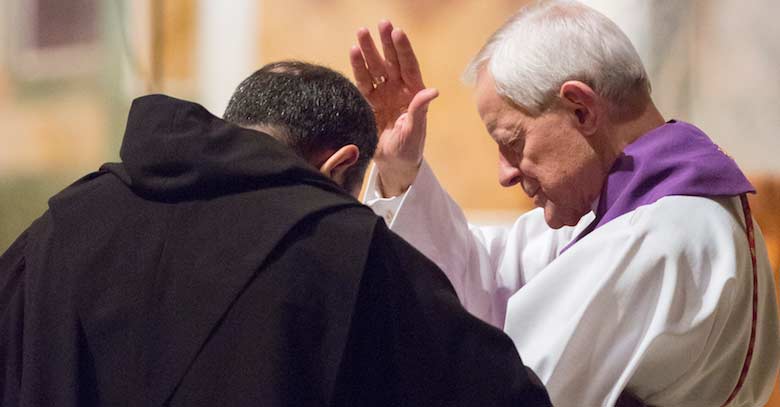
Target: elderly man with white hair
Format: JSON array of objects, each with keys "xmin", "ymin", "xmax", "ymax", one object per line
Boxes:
[{"xmin": 350, "ymin": 0, "xmax": 780, "ymax": 406}]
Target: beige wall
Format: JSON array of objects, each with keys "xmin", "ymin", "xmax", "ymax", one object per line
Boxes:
[{"xmin": 0, "ymin": 0, "xmax": 197, "ymax": 249}]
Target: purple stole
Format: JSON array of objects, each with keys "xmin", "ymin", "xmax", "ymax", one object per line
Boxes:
[{"xmin": 562, "ymin": 120, "xmax": 754, "ymax": 253}]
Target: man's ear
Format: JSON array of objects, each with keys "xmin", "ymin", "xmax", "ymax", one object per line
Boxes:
[
  {"xmin": 319, "ymin": 144, "xmax": 360, "ymax": 185},
  {"xmin": 558, "ymin": 80, "xmax": 600, "ymax": 136}
]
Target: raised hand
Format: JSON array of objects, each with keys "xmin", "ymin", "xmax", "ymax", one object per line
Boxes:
[{"xmin": 350, "ymin": 21, "xmax": 438, "ymax": 197}]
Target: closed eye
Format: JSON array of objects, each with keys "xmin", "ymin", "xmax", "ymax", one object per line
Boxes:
[{"xmin": 507, "ymin": 131, "xmax": 525, "ymax": 152}]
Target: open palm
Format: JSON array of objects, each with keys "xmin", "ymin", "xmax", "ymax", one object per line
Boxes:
[{"xmin": 350, "ymin": 21, "xmax": 438, "ymax": 196}]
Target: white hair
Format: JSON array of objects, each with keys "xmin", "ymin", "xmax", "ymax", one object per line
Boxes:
[{"xmin": 464, "ymin": 0, "xmax": 651, "ymax": 116}]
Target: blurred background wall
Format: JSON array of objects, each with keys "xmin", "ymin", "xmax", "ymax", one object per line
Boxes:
[{"xmin": 0, "ymin": 0, "xmax": 778, "ymax": 402}]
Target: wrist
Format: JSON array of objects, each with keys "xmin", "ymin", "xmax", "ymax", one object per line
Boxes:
[{"xmin": 375, "ymin": 160, "xmax": 421, "ymax": 197}]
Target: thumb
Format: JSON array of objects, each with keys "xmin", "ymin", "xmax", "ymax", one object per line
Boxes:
[
  {"xmin": 401, "ymin": 88, "xmax": 438, "ymax": 149},
  {"xmin": 408, "ymin": 88, "xmax": 439, "ymax": 120}
]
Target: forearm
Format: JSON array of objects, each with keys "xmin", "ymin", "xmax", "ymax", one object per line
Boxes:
[{"xmin": 365, "ymin": 160, "xmax": 508, "ymax": 326}]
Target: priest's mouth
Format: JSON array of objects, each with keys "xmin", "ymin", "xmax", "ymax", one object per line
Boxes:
[{"xmin": 521, "ymin": 179, "xmax": 540, "ymax": 199}]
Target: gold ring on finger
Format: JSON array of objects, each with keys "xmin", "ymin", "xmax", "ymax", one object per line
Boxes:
[{"xmin": 373, "ymin": 75, "xmax": 387, "ymax": 87}]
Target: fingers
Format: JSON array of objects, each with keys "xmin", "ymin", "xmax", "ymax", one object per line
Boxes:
[
  {"xmin": 349, "ymin": 46, "xmax": 374, "ymax": 95},
  {"xmin": 356, "ymin": 22, "xmax": 424, "ymax": 90},
  {"xmin": 392, "ymin": 29, "xmax": 425, "ymax": 89},
  {"xmin": 356, "ymin": 27, "xmax": 387, "ymax": 82},
  {"xmin": 378, "ymin": 20, "xmax": 401, "ymax": 82}
]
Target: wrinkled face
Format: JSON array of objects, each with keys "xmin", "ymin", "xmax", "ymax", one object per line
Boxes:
[{"xmin": 474, "ymin": 72, "xmax": 603, "ymax": 229}]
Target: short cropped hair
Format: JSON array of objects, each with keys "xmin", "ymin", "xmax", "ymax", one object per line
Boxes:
[
  {"xmin": 464, "ymin": 0, "xmax": 651, "ymax": 116},
  {"xmin": 224, "ymin": 61, "xmax": 377, "ymax": 192}
]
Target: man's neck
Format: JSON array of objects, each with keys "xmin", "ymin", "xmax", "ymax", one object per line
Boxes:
[
  {"xmin": 600, "ymin": 100, "xmax": 666, "ymax": 173},
  {"xmin": 613, "ymin": 100, "xmax": 665, "ymax": 151}
]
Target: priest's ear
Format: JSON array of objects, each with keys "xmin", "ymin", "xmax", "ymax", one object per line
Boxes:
[
  {"xmin": 558, "ymin": 80, "xmax": 601, "ymax": 136},
  {"xmin": 319, "ymin": 144, "xmax": 360, "ymax": 192}
]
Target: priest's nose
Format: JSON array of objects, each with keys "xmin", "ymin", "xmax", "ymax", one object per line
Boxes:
[{"xmin": 498, "ymin": 157, "xmax": 522, "ymax": 188}]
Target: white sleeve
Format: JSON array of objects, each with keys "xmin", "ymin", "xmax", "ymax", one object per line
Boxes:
[
  {"xmin": 503, "ymin": 195, "xmax": 780, "ymax": 407},
  {"xmin": 364, "ymin": 160, "xmax": 586, "ymax": 327}
]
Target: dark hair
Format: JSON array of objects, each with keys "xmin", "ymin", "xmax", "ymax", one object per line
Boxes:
[{"xmin": 223, "ymin": 61, "xmax": 377, "ymax": 192}]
